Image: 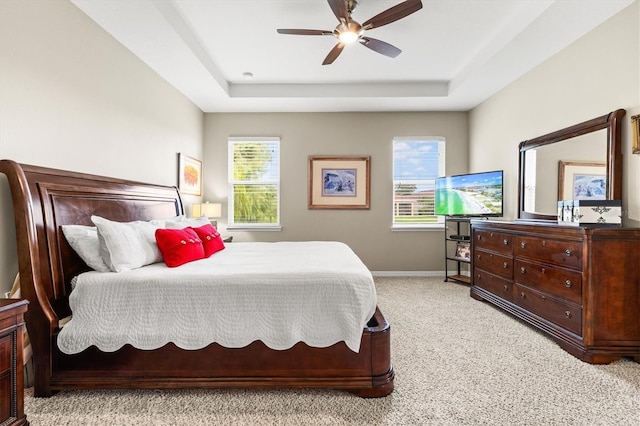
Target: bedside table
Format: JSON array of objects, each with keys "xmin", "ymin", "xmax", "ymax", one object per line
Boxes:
[{"xmin": 0, "ymin": 299, "xmax": 29, "ymax": 426}]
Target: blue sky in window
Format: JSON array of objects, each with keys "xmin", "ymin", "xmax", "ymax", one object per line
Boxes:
[{"xmin": 393, "ymin": 140, "xmax": 441, "ymax": 180}]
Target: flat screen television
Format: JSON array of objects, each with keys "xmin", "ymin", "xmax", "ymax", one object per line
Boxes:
[{"xmin": 435, "ymin": 170, "xmax": 503, "ymax": 217}]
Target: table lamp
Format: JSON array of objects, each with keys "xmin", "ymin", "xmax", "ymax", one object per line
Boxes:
[{"xmin": 192, "ymin": 202, "xmax": 222, "ymax": 227}]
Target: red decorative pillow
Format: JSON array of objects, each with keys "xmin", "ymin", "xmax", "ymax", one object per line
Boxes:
[
  {"xmin": 155, "ymin": 227, "xmax": 205, "ymax": 267},
  {"xmin": 191, "ymin": 224, "xmax": 225, "ymax": 258}
]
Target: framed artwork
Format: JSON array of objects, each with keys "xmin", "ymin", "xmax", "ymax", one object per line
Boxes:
[
  {"xmin": 177, "ymin": 153, "xmax": 202, "ymax": 196},
  {"xmin": 454, "ymin": 242, "xmax": 470, "ymax": 260},
  {"xmin": 308, "ymin": 156, "xmax": 370, "ymax": 209},
  {"xmin": 558, "ymin": 160, "xmax": 606, "ymax": 200},
  {"xmin": 632, "ymin": 114, "xmax": 639, "ymax": 154}
]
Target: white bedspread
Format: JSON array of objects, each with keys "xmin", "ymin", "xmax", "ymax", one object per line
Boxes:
[{"xmin": 57, "ymin": 241, "xmax": 377, "ymax": 354}]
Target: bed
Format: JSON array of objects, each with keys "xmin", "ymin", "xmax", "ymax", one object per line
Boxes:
[{"xmin": 0, "ymin": 159, "xmax": 393, "ymax": 398}]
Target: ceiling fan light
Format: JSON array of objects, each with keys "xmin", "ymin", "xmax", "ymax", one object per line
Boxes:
[
  {"xmin": 335, "ymin": 21, "xmax": 362, "ymax": 44},
  {"xmin": 338, "ymin": 31, "xmax": 359, "ymax": 43}
]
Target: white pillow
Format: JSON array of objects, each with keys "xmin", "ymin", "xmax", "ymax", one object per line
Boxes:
[
  {"xmin": 164, "ymin": 216, "xmax": 210, "ymax": 229},
  {"xmin": 91, "ymin": 215, "xmax": 163, "ymax": 272},
  {"xmin": 149, "ymin": 214, "xmax": 185, "ymax": 228},
  {"xmin": 61, "ymin": 225, "xmax": 111, "ymax": 272}
]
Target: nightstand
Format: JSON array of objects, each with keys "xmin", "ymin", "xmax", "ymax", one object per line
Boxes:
[{"xmin": 0, "ymin": 299, "xmax": 29, "ymax": 426}]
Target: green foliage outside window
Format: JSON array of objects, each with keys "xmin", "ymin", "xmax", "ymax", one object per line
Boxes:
[
  {"xmin": 233, "ymin": 184, "xmax": 278, "ymax": 223},
  {"xmin": 230, "ymin": 140, "xmax": 280, "ymax": 225}
]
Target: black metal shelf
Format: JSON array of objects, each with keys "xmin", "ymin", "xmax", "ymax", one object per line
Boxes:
[{"xmin": 444, "ymin": 216, "xmax": 471, "ymax": 284}]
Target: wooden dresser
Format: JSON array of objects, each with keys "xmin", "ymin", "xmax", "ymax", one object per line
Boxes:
[
  {"xmin": 470, "ymin": 220, "xmax": 640, "ymax": 364},
  {"xmin": 0, "ymin": 299, "xmax": 28, "ymax": 426}
]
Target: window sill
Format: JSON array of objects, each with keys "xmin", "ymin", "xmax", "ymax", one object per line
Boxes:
[
  {"xmin": 391, "ymin": 224, "xmax": 444, "ymax": 231},
  {"xmin": 226, "ymin": 225, "xmax": 282, "ymax": 231}
]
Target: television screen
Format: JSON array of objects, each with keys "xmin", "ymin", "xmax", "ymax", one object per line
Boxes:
[{"xmin": 435, "ymin": 170, "xmax": 503, "ymax": 217}]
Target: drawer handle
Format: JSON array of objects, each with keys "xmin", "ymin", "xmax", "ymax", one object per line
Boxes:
[
  {"xmin": 520, "ymin": 292, "xmax": 526, "ymax": 299},
  {"xmin": 565, "ymin": 311, "xmax": 572, "ymax": 319},
  {"xmin": 503, "ymin": 285, "xmax": 508, "ymax": 291},
  {"xmin": 477, "ymin": 235, "xmax": 482, "ymax": 241},
  {"xmin": 520, "ymin": 267, "xmax": 526, "ymax": 274},
  {"xmin": 503, "ymin": 239, "xmax": 509, "ymax": 246},
  {"xmin": 565, "ymin": 280, "xmax": 572, "ymax": 288},
  {"xmin": 520, "ymin": 241, "xmax": 526, "ymax": 249},
  {"xmin": 565, "ymin": 249, "xmax": 572, "ymax": 257},
  {"xmin": 503, "ymin": 262, "xmax": 509, "ymax": 269}
]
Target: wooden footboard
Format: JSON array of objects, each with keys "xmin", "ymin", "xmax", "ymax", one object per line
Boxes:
[
  {"xmin": 0, "ymin": 159, "xmax": 393, "ymax": 398},
  {"xmin": 45, "ymin": 307, "xmax": 393, "ymax": 398}
]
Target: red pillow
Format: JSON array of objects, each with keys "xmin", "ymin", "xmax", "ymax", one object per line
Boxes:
[
  {"xmin": 191, "ymin": 224, "xmax": 225, "ymax": 258},
  {"xmin": 155, "ymin": 227, "xmax": 205, "ymax": 267}
]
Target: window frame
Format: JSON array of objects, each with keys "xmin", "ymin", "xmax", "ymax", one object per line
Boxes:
[
  {"xmin": 392, "ymin": 137, "xmax": 446, "ymax": 230},
  {"xmin": 227, "ymin": 136, "xmax": 281, "ymax": 231}
]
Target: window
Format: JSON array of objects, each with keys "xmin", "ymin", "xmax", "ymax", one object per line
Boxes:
[
  {"xmin": 228, "ymin": 137, "xmax": 280, "ymax": 229},
  {"xmin": 392, "ymin": 137, "xmax": 445, "ymax": 227}
]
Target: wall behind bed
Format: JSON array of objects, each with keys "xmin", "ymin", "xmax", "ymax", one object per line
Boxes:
[
  {"xmin": 203, "ymin": 112, "xmax": 469, "ymax": 273},
  {"xmin": 0, "ymin": 0, "xmax": 204, "ymax": 295}
]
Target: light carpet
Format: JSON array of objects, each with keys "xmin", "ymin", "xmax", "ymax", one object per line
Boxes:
[{"xmin": 24, "ymin": 276, "xmax": 640, "ymax": 425}]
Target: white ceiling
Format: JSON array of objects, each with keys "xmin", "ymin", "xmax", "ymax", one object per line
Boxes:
[{"xmin": 71, "ymin": 0, "xmax": 634, "ymax": 113}]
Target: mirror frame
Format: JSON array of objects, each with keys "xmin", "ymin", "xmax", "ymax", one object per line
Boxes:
[{"xmin": 518, "ymin": 109, "xmax": 625, "ymax": 222}]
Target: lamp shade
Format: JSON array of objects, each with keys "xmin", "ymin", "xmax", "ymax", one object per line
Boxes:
[{"xmin": 193, "ymin": 202, "xmax": 221, "ymax": 218}]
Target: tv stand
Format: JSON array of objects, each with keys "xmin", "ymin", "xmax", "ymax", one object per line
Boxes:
[{"xmin": 444, "ymin": 216, "xmax": 471, "ymax": 284}]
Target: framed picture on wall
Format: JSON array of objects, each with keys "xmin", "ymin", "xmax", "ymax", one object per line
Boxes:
[
  {"xmin": 308, "ymin": 156, "xmax": 370, "ymax": 209},
  {"xmin": 178, "ymin": 153, "xmax": 202, "ymax": 196}
]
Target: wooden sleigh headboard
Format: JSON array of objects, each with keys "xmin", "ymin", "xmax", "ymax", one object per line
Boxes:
[{"xmin": 0, "ymin": 159, "xmax": 184, "ymax": 333}]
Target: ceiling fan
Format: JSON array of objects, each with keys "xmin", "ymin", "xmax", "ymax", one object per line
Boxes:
[{"xmin": 277, "ymin": 0, "xmax": 423, "ymax": 65}]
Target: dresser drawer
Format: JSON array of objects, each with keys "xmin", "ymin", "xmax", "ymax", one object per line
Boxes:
[
  {"xmin": 515, "ymin": 260, "xmax": 582, "ymax": 305},
  {"xmin": 515, "ymin": 236, "xmax": 582, "ymax": 270},
  {"xmin": 0, "ymin": 334, "xmax": 10, "ymax": 373},
  {"xmin": 1, "ymin": 371, "xmax": 11, "ymax": 422},
  {"xmin": 473, "ymin": 230, "xmax": 513, "ymax": 255},
  {"xmin": 514, "ymin": 284, "xmax": 582, "ymax": 336},
  {"xmin": 474, "ymin": 250, "xmax": 513, "ymax": 279},
  {"xmin": 473, "ymin": 269, "xmax": 513, "ymax": 301},
  {"xmin": 0, "ymin": 335, "xmax": 10, "ymax": 422}
]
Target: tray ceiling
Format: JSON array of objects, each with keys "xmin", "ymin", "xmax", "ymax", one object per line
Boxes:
[{"xmin": 71, "ymin": 0, "xmax": 634, "ymax": 112}]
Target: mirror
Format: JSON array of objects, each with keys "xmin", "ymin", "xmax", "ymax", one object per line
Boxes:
[{"xmin": 518, "ymin": 109, "xmax": 625, "ymax": 221}]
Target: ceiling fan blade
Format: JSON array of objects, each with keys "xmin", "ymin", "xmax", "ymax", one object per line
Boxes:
[
  {"xmin": 322, "ymin": 42, "xmax": 346, "ymax": 65},
  {"xmin": 277, "ymin": 29, "xmax": 334, "ymax": 36},
  {"xmin": 327, "ymin": 0, "xmax": 349, "ymax": 23},
  {"xmin": 362, "ymin": 0, "xmax": 422, "ymax": 30},
  {"xmin": 359, "ymin": 37, "xmax": 402, "ymax": 58}
]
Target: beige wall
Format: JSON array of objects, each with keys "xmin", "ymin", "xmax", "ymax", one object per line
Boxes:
[
  {"xmin": 203, "ymin": 112, "xmax": 468, "ymax": 272},
  {"xmin": 0, "ymin": 0, "xmax": 204, "ymax": 294},
  {"xmin": 469, "ymin": 1, "xmax": 640, "ymax": 225}
]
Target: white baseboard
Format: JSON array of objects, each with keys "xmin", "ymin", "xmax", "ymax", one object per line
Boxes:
[{"xmin": 371, "ymin": 271, "xmax": 446, "ymax": 277}]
